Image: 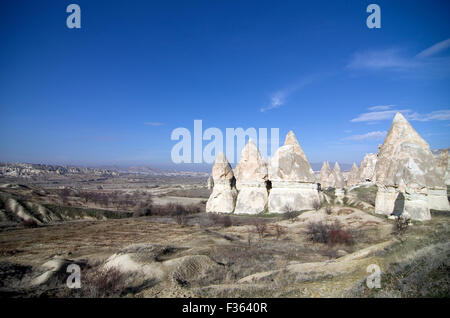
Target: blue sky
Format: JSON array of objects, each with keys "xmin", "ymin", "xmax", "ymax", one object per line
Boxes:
[{"xmin": 0, "ymin": 0, "xmax": 449, "ymax": 170}]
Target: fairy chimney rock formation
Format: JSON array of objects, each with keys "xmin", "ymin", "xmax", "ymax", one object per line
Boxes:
[
  {"xmin": 359, "ymin": 153, "xmax": 377, "ymax": 183},
  {"xmin": 332, "ymin": 162, "xmax": 346, "ymax": 189},
  {"xmin": 206, "ymin": 153, "xmax": 237, "ymax": 213},
  {"xmin": 320, "ymin": 161, "xmax": 333, "ymax": 189},
  {"xmin": 347, "ymin": 163, "xmax": 360, "ymax": 187},
  {"xmin": 374, "ymin": 112, "xmax": 449, "ymax": 220},
  {"xmin": 234, "ymin": 139, "xmax": 268, "ymax": 214},
  {"xmin": 435, "ymin": 150, "xmax": 450, "ymax": 186},
  {"xmin": 268, "ymin": 131, "xmax": 320, "ymax": 213},
  {"xmin": 207, "ymin": 175, "xmax": 213, "ymax": 190}
]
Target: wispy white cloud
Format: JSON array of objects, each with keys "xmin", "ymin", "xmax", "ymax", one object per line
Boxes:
[
  {"xmin": 416, "ymin": 38, "xmax": 450, "ymax": 59},
  {"xmin": 351, "ymin": 107, "xmax": 450, "ymax": 123},
  {"xmin": 347, "ymin": 49, "xmax": 413, "ymax": 70},
  {"xmin": 343, "ymin": 131, "xmax": 387, "ymax": 141},
  {"xmin": 347, "ymin": 39, "xmax": 450, "ymax": 77},
  {"xmin": 260, "ymin": 93, "xmax": 285, "ymax": 112},
  {"xmin": 367, "ymin": 105, "xmax": 394, "ymax": 111},
  {"xmin": 260, "ymin": 73, "xmax": 326, "ymax": 112},
  {"xmin": 350, "ymin": 109, "xmax": 411, "ymax": 122},
  {"xmin": 144, "ymin": 122, "xmax": 164, "ymax": 126},
  {"xmin": 407, "ymin": 110, "xmax": 450, "ymax": 121}
]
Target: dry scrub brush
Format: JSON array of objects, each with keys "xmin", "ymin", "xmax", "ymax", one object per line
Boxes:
[
  {"xmin": 253, "ymin": 221, "xmax": 267, "ymax": 240},
  {"xmin": 305, "ymin": 220, "xmax": 354, "ymax": 246},
  {"xmin": 273, "ymin": 224, "xmax": 287, "ymax": 240}
]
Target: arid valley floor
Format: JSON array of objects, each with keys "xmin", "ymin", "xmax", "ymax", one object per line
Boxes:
[{"xmin": 0, "ymin": 167, "xmax": 448, "ymax": 298}]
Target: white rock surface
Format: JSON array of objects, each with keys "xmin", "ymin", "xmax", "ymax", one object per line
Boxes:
[
  {"xmin": 374, "ymin": 113, "xmax": 449, "ymax": 220},
  {"xmin": 234, "ymin": 139, "xmax": 268, "ymax": 214},
  {"xmin": 320, "ymin": 162, "xmax": 333, "ymax": 189},
  {"xmin": 359, "ymin": 153, "xmax": 377, "ymax": 183},
  {"xmin": 347, "ymin": 163, "xmax": 360, "ymax": 187},
  {"xmin": 207, "ymin": 175, "xmax": 213, "ymax": 190},
  {"xmin": 268, "ymin": 131, "xmax": 320, "ymax": 213},
  {"xmin": 206, "ymin": 153, "xmax": 237, "ymax": 213},
  {"xmin": 332, "ymin": 162, "xmax": 346, "ymax": 189},
  {"xmin": 435, "ymin": 150, "xmax": 450, "ymax": 186}
]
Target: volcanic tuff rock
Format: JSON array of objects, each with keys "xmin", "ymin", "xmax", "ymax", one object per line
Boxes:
[
  {"xmin": 234, "ymin": 139, "xmax": 268, "ymax": 214},
  {"xmin": 206, "ymin": 153, "xmax": 237, "ymax": 213},
  {"xmin": 374, "ymin": 112, "xmax": 449, "ymax": 220},
  {"xmin": 207, "ymin": 176, "xmax": 213, "ymax": 190},
  {"xmin": 347, "ymin": 163, "xmax": 360, "ymax": 187},
  {"xmin": 375, "ymin": 113, "xmax": 429, "ymax": 184},
  {"xmin": 268, "ymin": 131, "xmax": 316, "ymax": 183},
  {"xmin": 358, "ymin": 153, "xmax": 377, "ymax": 183},
  {"xmin": 320, "ymin": 162, "xmax": 333, "ymax": 189},
  {"xmin": 0, "ymin": 163, "xmax": 118, "ymax": 178},
  {"xmin": 268, "ymin": 131, "xmax": 320, "ymax": 213},
  {"xmin": 332, "ymin": 162, "xmax": 346, "ymax": 189},
  {"xmin": 434, "ymin": 149, "xmax": 450, "ymax": 186},
  {"xmin": 233, "ymin": 139, "xmax": 268, "ymax": 190}
]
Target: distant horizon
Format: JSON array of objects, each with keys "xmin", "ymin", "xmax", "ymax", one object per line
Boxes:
[{"xmin": 1, "ymin": 1, "xmax": 449, "ymax": 167}]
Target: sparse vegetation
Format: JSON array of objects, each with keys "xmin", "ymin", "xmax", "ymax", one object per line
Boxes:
[
  {"xmin": 393, "ymin": 216, "xmax": 411, "ymax": 236},
  {"xmin": 0, "ymin": 170, "xmax": 448, "ymax": 299},
  {"xmin": 351, "ymin": 185, "xmax": 377, "ymax": 206},
  {"xmin": 283, "ymin": 210, "xmax": 300, "ymax": 223},
  {"xmin": 273, "ymin": 224, "xmax": 287, "ymax": 240},
  {"xmin": 323, "ymin": 188, "xmax": 337, "ymax": 202},
  {"xmin": 20, "ymin": 219, "xmax": 39, "ymax": 228},
  {"xmin": 222, "ymin": 215, "xmax": 232, "ymax": 227},
  {"xmin": 305, "ymin": 220, "xmax": 353, "ymax": 246},
  {"xmin": 79, "ymin": 263, "xmax": 126, "ymax": 298},
  {"xmin": 208, "ymin": 213, "xmax": 233, "ymax": 227},
  {"xmin": 253, "ymin": 221, "xmax": 267, "ymax": 240}
]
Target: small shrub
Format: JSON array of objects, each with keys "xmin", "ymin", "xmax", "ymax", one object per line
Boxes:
[
  {"xmin": 208, "ymin": 213, "xmax": 221, "ymax": 225},
  {"xmin": 20, "ymin": 219, "xmax": 39, "ymax": 228},
  {"xmin": 328, "ymin": 228, "xmax": 353, "ymax": 245},
  {"xmin": 305, "ymin": 220, "xmax": 353, "ymax": 246},
  {"xmin": 273, "ymin": 224, "xmax": 287, "ymax": 240},
  {"xmin": 134, "ymin": 202, "xmax": 153, "ymax": 217},
  {"xmin": 175, "ymin": 213, "xmax": 188, "ymax": 226},
  {"xmin": 283, "ymin": 211, "xmax": 299, "ymax": 223},
  {"xmin": 81, "ymin": 265, "xmax": 126, "ymax": 298},
  {"xmin": 171, "ymin": 205, "xmax": 189, "ymax": 226},
  {"xmin": 393, "ymin": 216, "xmax": 411, "ymax": 236},
  {"xmin": 342, "ymin": 197, "xmax": 350, "ymax": 206},
  {"xmin": 247, "ymin": 232, "xmax": 253, "ymax": 247},
  {"xmin": 208, "ymin": 213, "xmax": 233, "ymax": 227},
  {"xmin": 254, "ymin": 221, "xmax": 267, "ymax": 240},
  {"xmin": 222, "ymin": 215, "xmax": 232, "ymax": 227},
  {"xmin": 305, "ymin": 221, "xmax": 329, "ymax": 244}
]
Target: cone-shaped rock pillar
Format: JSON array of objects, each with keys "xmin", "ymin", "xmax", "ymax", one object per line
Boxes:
[
  {"xmin": 359, "ymin": 153, "xmax": 377, "ymax": 183},
  {"xmin": 374, "ymin": 112, "xmax": 449, "ymax": 220},
  {"xmin": 206, "ymin": 153, "xmax": 237, "ymax": 213},
  {"xmin": 234, "ymin": 139, "xmax": 268, "ymax": 214},
  {"xmin": 347, "ymin": 163, "xmax": 360, "ymax": 187},
  {"xmin": 268, "ymin": 131, "xmax": 320, "ymax": 213},
  {"xmin": 320, "ymin": 161, "xmax": 333, "ymax": 189},
  {"xmin": 332, "ymin": 162, "xmax": 346, "ymax": 189}
]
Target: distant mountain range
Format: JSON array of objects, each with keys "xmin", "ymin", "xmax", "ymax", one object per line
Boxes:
[{"xmin": 0, "ymin": 162, "xmax": 209, "ymax": 178}]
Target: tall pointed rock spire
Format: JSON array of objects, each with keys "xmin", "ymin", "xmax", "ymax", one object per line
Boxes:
[{"xmin": 234, "ymin": 139, "xmax": 268, "ymax": 214}]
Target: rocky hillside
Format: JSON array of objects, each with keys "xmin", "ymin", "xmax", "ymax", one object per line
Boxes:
[
  {"xmin": 0, "ymin": 163, "xmax": 119, "ymax": 179},
  {"xmin": 0, "ymin": 185, "xmax": 131, "ymax": 227}
]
